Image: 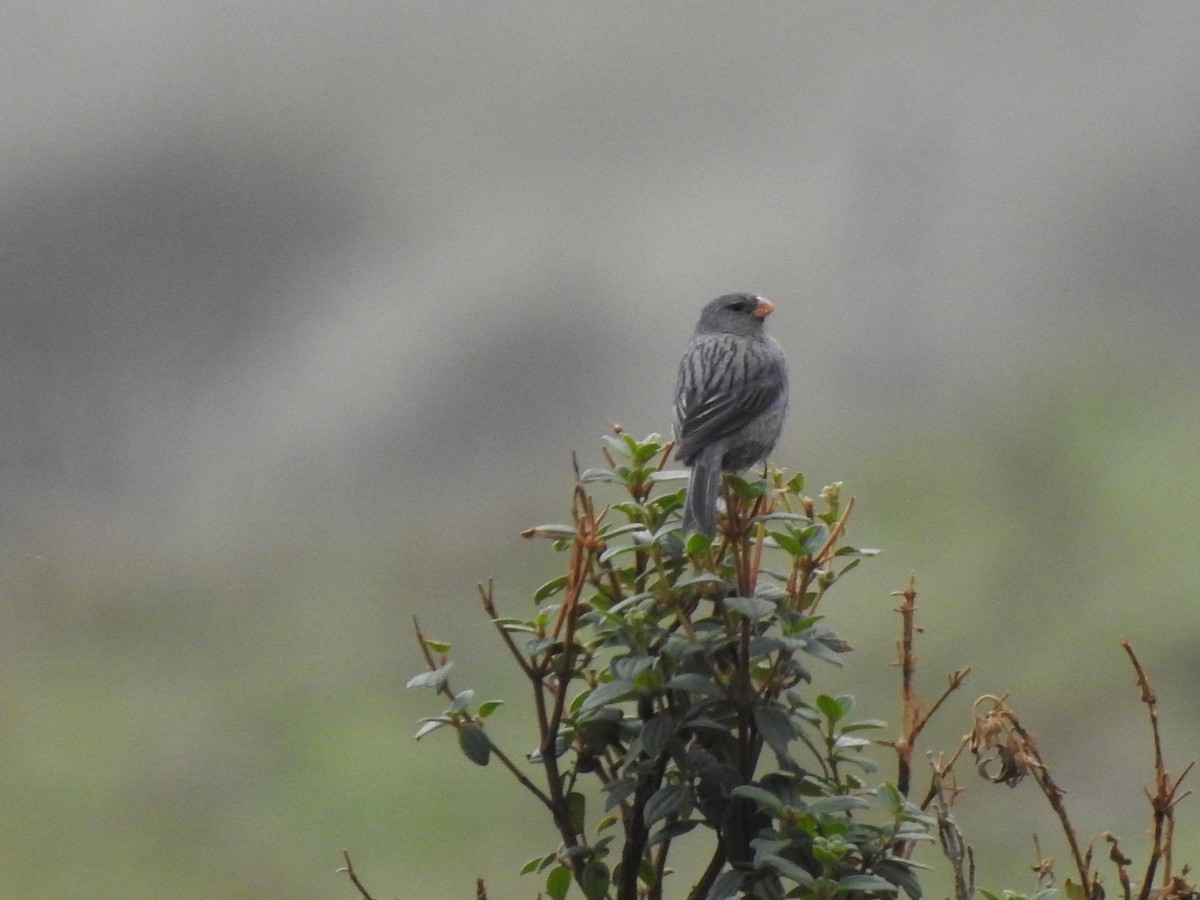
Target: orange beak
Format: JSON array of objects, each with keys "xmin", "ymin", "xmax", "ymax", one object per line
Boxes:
[{"xmin": 752, "ymin": 296, "xmax": 775, "ymax": 318}]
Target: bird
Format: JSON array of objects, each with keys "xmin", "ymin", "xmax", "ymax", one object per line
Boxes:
[{"xmin": 672, "ymin": 293, "xmax": 788, "ymax": 536}]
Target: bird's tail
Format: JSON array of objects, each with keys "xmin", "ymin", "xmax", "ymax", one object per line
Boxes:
[{"xmin": 681, "ymin": 443, "xmax": 724, "ymax": 537}]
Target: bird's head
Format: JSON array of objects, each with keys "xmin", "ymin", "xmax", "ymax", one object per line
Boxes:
[{"xmin": 695, "ymin": 293, "xmax": 776, "ymax": 337}]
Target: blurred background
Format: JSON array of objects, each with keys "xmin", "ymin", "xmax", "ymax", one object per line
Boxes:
[{"xmin": 3, "ymin": 4, "xmax": 1199, "ymax": 898}]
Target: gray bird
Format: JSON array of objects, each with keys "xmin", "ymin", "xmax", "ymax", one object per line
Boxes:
[{"xmin": 673, "ymin": 293, "xmax": 788, "ymax": 536}]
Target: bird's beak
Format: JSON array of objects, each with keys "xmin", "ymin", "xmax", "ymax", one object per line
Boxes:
[{"xmin": 752, "ymin": 297, "xmax": 775, "ymax": 318}]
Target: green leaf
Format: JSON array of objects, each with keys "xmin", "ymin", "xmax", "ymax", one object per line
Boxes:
[
  {"xmin": 520, "ymin": 852, "xmax": 558, "ymax": 875},
  {"xmin": 405, "ymin": 662, "xmax": 454, "ymax": 690},
  {"xmin": 876, "ymin": 782, "xmax": 905, "ymax": 815},
  {"xmin": 752, "ymin": 511, "xmax": 811, "ymax": 525},
  {"xmin": 706, "ymin": 870, "xmax": 745, "ymax": 900},
  {"xmin": 456, "ymin": 723, "xmax": 491, "ymax": 766},
  {"xmin": 816, "ymin": 693, "xmax": 847, "ymax": 724},
  {"xmin": 730, "ymin": 784, "xmax": 787, "ymax": 815},
  {"xmin": 800, "ymin": 523, "xmax": 829, "ymax": 554},
  {"xmin": 630, "ymin": 440, "xmax": 662, "ymax": 465},
  {"xmin": 640, "ymin": 713, "xmax": 677, "ymax": 757},
  {"xmin": 833, "ymin": 734, "xmax": 870, "ymax": 751},
  {"xmin": 875, "ymin": 858, "xmax": 924, "ymax": 900},
  {"xmin": 805, "ymin": 795, "xmax": 870, "ymax": 815},
  {"xmin": 754, "ymin": 704, "xmax": 796, "ymax": 758},
  {"xmin": 599, "ymin": 543, "xmax": 642, "ymax": 564},
  {"xmin": 603, "ymin": 777, "xmax": 638, "ymax": 811},
  {"xmin": 841, "ymin": 718, "xmax": 887, "ymax": 733},
  {"xmin": 534, "ymin": 575, "xmax": 569, "ymax": 602},
  {"xmin": 835, "ymin": 874, "xmax": 897, "ymax": 894},
  {"xmin": 787, "ymin": 472, "xmax": 805, "ymax": 494},
  {"xmin": 579, "ymin": 467, "xmax": 616, "ymax": 483},
  {"xmin": 414, "ymin": 717, "xmax": 450, "ymax": 739},
  {"xmin": 567, "ymin": 791, "xmax": 586, "ymax": 832},
  {"xmin": 581, "ymin": 859, "xmax": 610, "ymax": 900},
  {"xmin": 725, "ymin": 595, "xmax": 776, "ymax": 621},
  {"xmin": 1064, "ymin": 881, "xmax": 1087, "ymax": 900},
  {"xmin": 768, "ymin": 531, "xmax": 803, "ymax": 555},
  {"xmin": 760, "ymin": 854, "xmax": 815, "ymax": 887},
  {"xmin": 545, "ymin": 864, "xmax": 571, "ymax": 900},
  {"xmin": 647, "ymin": 818, "xmax": 699, "ymax": 848},
  {"xmin": 599, "ymin": 521, "xmax": 651, "ymax": 540},
  {"xmin": 672, "ymin": 571, "xmax": 726, "ymax": 589},
  {"xmin": 578, "ymin": 678, "xmax": 636, "ymax": 714},
  {"xmin": 667, "ymin": 673, "xmax": 725, "ymax": 698},
  {"xmin": 725, "ymin": 473, "xmax": 765, "ymax": 499},
  {"xmin": 477, "ymin": 699, "xmax": 504, "ymax": 718},
  {"xmin": 644, "ymin": 783, "xmax": 689, "ymax": 827},
  {"xmin": 422, "ymin": 638, "xmax": 451, "ymax": 653},
  {"xmin": 802, "ymin": 629, "xmax": 852, "ymax": 665},
  {"xmin": 526, "ymin": 523, "xmax": 578, "ymax": 540},
  {"xmin": 648, "ymin": 469, "xmax": 689, "ymax": 482},
  {"xmin": 684, "ymin": 531, "xmax": 713, "ymax": 554}
]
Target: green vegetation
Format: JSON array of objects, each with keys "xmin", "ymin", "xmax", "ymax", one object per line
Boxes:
[{"xmin": 398, "ymin": 432, "xmax": 1195, "ymax": 900}]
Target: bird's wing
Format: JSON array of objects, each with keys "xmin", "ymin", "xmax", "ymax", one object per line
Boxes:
[{"xmin": 673, "ymin": 335, "xmax": 785, "ymax": 458}]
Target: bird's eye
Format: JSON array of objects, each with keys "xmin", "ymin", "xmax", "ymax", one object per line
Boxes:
[{"xmin": 727, "ymin": 297, "xmax": 751, "ymax": 312}]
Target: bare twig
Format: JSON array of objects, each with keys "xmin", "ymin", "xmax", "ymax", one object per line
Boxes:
[
  {"xmin": 968, "ymin": 696, "xmax": 1098, "ymax": 899},
  {"xmin": 883, "ymin": 575, "xmax": 970, "ymax": 798},
  {"xmin": 805, "ymin": 496, "xmax": 855, "ymax": 617},
  {"xmin": 478, "ymin": 579, "xmax": 536, "ymax": 679},
  {"xmin": 1123, "ymin": 640, "xmax": 1194, "ymax": 900},
  {"xmin": 337, "ymin": 850, "xmax": 379, "ymax": 900},
  {"xmin": 928, "ymin": 761, "xmax": 974, "ymax": 900}
]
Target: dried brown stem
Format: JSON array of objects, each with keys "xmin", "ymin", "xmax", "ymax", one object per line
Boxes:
[
  {"xmin": 969, "ymin": 696, "xmax": 1098, "ymax": 899},
  {"xmin": 885, "ymin": 575, "xmax": 970, "ymax": 799},
  {"xmin": 1123, "ymin": 640, "xmax": 1194, "ymax": 900},
  {"xmin": 478, "ymin": 580, "xmax": 535, "ymax": 679},
  {"xmin": 337, "ymin": 850, "xmax": 379, "ymax": 900}
]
